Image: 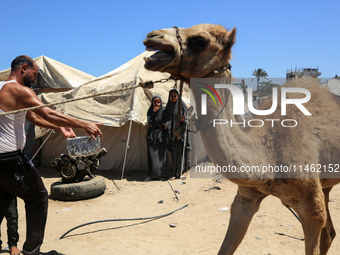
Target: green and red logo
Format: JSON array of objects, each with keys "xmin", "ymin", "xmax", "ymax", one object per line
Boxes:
[{"xmin": 198, "ymin": 82, "xmax": 222, "ymax": 115}]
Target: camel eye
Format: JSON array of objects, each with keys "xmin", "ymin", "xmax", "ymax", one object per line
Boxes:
[{"xmin": 188, "ymin": 36, "xmax": 209, "ymax": 51}]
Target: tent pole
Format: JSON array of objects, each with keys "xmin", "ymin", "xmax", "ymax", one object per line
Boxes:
[
  {"xmin": 195, "ymin": 130, "xmax": 198, "ymax": 166},
  {"xmin": 120, "ymin": 120, "xmax": 133, "ymax": 190},
  {"xmin": 177, "ymin": 124, "xmax": 188, "ymax": 200}
]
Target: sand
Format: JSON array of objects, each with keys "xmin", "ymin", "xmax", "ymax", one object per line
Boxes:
[{"xmin": 1, "ymin": 167, "xmax": 340, "ymax": 255}]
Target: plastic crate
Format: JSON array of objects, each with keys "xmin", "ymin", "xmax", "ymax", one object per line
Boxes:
[{"xmin": 67, "ymin": 136, "xmax": 100, "ymax": 156}]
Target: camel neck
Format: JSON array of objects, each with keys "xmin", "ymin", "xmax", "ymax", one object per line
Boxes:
[{"xmin": 190, "ymin": 77, "xmax": 271, "ymax": 183}]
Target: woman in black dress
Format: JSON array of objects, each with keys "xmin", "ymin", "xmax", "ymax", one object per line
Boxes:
[
  {"xmin": 164, "ymin": 89, "xmax": 190, "ymax": 180},
  {"xmin": 145, "ymin": 95, "xmax": 169, "ymax": 181}
]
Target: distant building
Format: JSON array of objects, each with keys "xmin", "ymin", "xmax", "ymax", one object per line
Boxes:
[
  {"xmin": 286, "ymin": 67, "xmax": 321, "ymax": 81},
  {"xmin": 321, "ymin": 75, "xmax": 340, "ymax": 97}
]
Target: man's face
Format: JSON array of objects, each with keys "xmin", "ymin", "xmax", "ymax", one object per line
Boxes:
[
  {"xmin": 22, "ymin": 63, "xmax": 38, "ymax": 88},
  {"xmin": 170, "ymin": 92, "xmax": 178, "ymax": 103}
]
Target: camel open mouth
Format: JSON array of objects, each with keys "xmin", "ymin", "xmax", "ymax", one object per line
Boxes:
[{"xmin": 143, "ymin": 42, "xmax": 175, "ymax": 70}]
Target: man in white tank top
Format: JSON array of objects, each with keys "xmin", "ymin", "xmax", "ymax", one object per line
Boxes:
[
  {"xmin": 0, "ymin": 77, "xmax": 22, "ymax": 255},
  {"xmin": 0, "ymin": 55, "xmax": 103, "ymax": 255},
  {"xmin": 0, "ymin": 80, "xmax": 74, "ymax": 255}
]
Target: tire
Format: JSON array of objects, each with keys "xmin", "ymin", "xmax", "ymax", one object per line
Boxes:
[{"xmin": 50, "ymin": 176, "xmax": 106, "ymax": 201}]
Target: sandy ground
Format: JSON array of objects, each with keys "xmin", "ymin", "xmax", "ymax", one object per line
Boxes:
[{"xmin": 2, "ymin": 167, "xmax": 340, "ymax": 255}]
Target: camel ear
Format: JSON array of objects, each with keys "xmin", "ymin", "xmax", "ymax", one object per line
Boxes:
[{"xmin": 224, "ymin": 27, "xmax": 236, "ymax": 48}]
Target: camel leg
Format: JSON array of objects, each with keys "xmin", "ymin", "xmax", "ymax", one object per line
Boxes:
[
  {"xmin": 319, "ymin": 187, "xmax": 336, "ymax": 255},
  {"xmin": 217, "ymin": 186, "xmax": 267, "ymax": 255},
  {"xmin": 290, "ymin": 183, "xmax": 326, "ymax": 255}
]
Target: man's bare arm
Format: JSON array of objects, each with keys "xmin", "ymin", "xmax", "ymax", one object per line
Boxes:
[
  {"xmin": 15, "ymin": 84, "xmax": 102, "ymax": 139},
  {"xmin": 26, "ymin": 110, "xmax": 60, "ymax": 129},
  {"xmin": 27, "ymin": 111, "xmax": 77, "ymax": 138}
]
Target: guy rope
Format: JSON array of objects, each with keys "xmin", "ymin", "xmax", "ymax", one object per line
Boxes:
[{"xmin": 0, "ymin": 78, "xmax": 173, "ymax": 117}]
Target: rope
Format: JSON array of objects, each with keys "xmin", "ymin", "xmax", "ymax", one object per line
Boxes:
[
  {"xmin": 0, "ymin": 82, "xmax": 139, "ymax": 117},
  {"xmin": 30, "ymin": 129, "xmax": 55, "ymax": 161},
  {"xmin": 176, "ymin": 123, "xmax": 188, "ymax": 200},
  {"xmin": 167, "ymin": 180, "xmax": 179, "ymax": 201},
  {"xmin": 59, "ymin": 203, "xmax": 188, "ymax": 239},
  {"xmin": 0, "ymin": 78, "xmax": 170, "ymax": 117},
  {"xmin": 288, "ymin": 207, "xmax": 301, "ymax": 223},
  {"xmin": 173, "ymin": 80, "xmax": 184, "ymax": 140}
]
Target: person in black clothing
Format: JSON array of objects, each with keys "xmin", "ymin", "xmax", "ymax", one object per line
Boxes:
[
  {"xmin": 0, "ymin": 56, "xmax": 102, "ymax": 255},
  {"xmin": 164, "ymin": 89, "xmax": 190, "ymax": 180},
  {"xmin": 0, "ymin": 194, "xmax": 19, "ymax": 255},
  {"xmin": 0, "ymin": 127, "xmax": 75, "ymax": 255},
  {"xmin": 145, "ymin": 95, "xmax": 169, "ymax": 180}
]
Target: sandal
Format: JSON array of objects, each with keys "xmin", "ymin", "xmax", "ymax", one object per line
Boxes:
[{"xmin": 180, "ymin": 176, "xmax": 186, "ymax": 180}]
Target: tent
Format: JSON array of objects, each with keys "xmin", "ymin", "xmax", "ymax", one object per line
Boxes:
[
  {"xmin": 36, "ymin": 52, "xmax": 207, "ymax": 172},
  {"xmin": 0, "ymin": 55, "xmax": 95, "ymax": 89}
]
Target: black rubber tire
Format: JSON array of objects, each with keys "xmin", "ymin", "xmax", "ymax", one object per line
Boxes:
[{"xmin": 50, "ymin": 176, "xmax": 106, "ymax": 201}]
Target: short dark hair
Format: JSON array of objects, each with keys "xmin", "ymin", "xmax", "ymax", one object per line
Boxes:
[{"xmin": 11, "ymin": 55, "xmax": 34, "ymax": 71}]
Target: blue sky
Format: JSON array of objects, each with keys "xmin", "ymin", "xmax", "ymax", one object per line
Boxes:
[{"xmin": 1, "ymin": 0, "xmax": 339, "ymax": 81}]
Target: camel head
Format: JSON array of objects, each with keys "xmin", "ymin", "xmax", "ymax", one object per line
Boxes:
[{"xmin": 143, "ymin": 24, "xmax": 236, "ymax": 81}]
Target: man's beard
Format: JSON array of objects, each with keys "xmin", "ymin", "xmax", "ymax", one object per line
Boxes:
[{"xmin": 23, "ymin": 76, "xmax": 33, "ymax": 88}]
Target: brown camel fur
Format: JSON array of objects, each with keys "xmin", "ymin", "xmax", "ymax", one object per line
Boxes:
[{"xmin": 143, "ymin": 24, "xmax": 340, "ymax": 255}]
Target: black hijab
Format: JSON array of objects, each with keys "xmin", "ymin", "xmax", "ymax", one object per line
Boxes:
[{"xmin": 147, "ymin": 95, "xmax": 165, "ymax": 125}]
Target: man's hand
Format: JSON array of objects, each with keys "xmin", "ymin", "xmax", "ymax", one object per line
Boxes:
[
  {"xmin": 60, "ymin": 127, "xmax": 76, "ymax": 139},
  {"xmin": 84, "ymin": 123, "xmax": 103, "ymax": 139}
]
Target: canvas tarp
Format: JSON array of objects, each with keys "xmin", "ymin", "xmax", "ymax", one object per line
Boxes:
[
  {"xmin": 0, "ymin": 55, "xmax": 95, "ymax": 88},
  {"xmin": 36, "ymin": 52, "xmax": 207, "ymax": 171}
]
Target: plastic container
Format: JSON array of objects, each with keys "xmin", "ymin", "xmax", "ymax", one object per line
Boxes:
[{"xmin": 67, "ymin": 136, "xmax": 100, "ymax": 156}]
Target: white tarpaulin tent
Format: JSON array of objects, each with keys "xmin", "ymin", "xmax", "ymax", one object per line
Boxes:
[
  {"xmin": 36, "ymin": 52, "xmax": 207, "ymax": 172},
  {"xmin": 0, "ymin": 55, "xmax": 95, "ymax": 89}
]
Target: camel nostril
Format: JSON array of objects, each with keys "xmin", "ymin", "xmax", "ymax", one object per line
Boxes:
[{"xmin": 148, "ymin": 33, "xmax": 164, "ymax": 39}]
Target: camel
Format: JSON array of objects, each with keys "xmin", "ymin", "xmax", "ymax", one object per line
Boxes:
[{"xmin": 143, "ymin": 24, "xmax": 340, "ymax": 255}]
